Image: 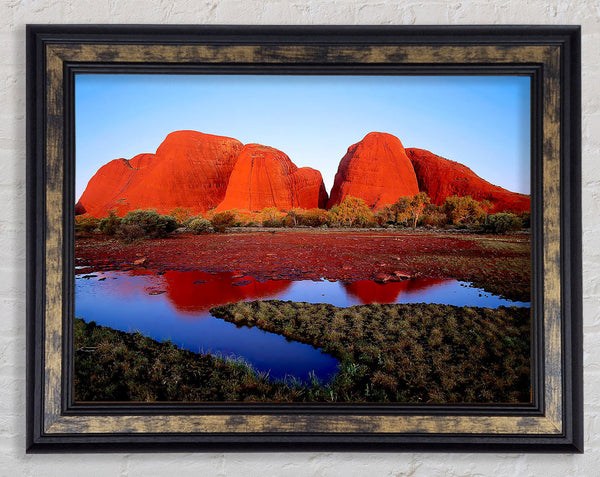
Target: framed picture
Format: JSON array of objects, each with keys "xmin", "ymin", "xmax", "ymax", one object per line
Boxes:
[{"xmin": 26, "ymin": 25, "xmax": 582, "ymax": 452}]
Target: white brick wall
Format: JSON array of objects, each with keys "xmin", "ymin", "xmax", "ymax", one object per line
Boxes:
[{"xmin": 1, "ymin": 1, "xmax": 597, "ymax": 475}]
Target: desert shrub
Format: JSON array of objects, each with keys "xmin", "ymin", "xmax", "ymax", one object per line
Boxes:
[
  {"xmin": 75, "ymin": 215, "xmax": 100, "ymax": 234},
  {"xmin": 119, "ymin": 210, "xmax": 177, "ymax": 238},
  {"xmin": 183, "ymin": 215, "xmax": 201, "ymax": 226},
  {"xmin": 441, "ymin": 195, "xmax": 485, "ymax": 225},
  {"xmin": 117, "ymin": 224, "xmax": 146, "ymax": 242},
  {"xmin": 169, "ymin": 207, "xmax": 193, "ymax": 226},
  {"xmin": 242, "ymin": 218, "xmax": 259, "ymax": 227},
  {"xmin": 519, "ymin": 211, "xmax": 531, "ymax": 229},
  {"xmin": 223, "ymin": 209, "xmax": 245, "ymax": 227},
  {"xmin": 327, "ymin": 197, "xmax": 375, "ymax": 227},
  {"xmin": 98, "ymin": 210, "xmax": 121, "ymax": 235},
  {"xmin": 215, "ymin": 209, "xmax": 258, "ymax": 227},
  {"xmin": 260, "ymin": 207, "xmax": 284, "ymax": 227},
  {"xmin": 187, "ymin": 217, "xmax": 213, "ymax": 234},
  {"xmin": 420, "ymin": 203, "xmax": 445, "ymax": 227},
  {"xmin": 389, "ymin": 196, "xmax": 412, "ymax": 227},
  {"xmin": 485, "ymin": 213, "xmax": 523, "ymax": 234},
  {"xmin": 406, "ymin": 192, "xmax": 431, "ymax": 228},
  {"xmin": 285, "ymin": 208, "xmax": 302, "ymax": 227},
  {"xmin": 282, "ymin": 215, "xmax": 295, "ymax": 227},
  {"xmin": 231, "ymin": 212, "xmax": 252, "ymax": 227},
  {"xmin": 479, "ymin": 199, "xmax": 494, "ymax": 224},
  {"xmin": 374, "ymin": 206, "xmax": 395, "ymax": 227},
  {"xmin": 210, "ymin": 211, "xmax": 238, "ymax": 232},
  {"xmin": 299, "ymin": 208, "xmax": 329, "ymax": 227}
]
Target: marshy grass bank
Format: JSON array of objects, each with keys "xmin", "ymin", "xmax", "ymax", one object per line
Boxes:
[
  {"xmin": 211, "ymin": 300, "xmax": 531, "ymax": 403},
  {"xmin": 75, "ymin": 299, "xmax": 530, "ymax": 403}
]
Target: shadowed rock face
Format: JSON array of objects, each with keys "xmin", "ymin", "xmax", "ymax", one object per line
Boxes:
[
  {"xmin": 406, "ymin": 148, "xmax": 531, "ymax": 213},
  {"xmin": 327, "ymin": 132, "xmax": 420, "ymax": 209},
  {"xmin": 76, "ymin": 131, "xmax": 243, "ymax": 217},
  {"xmin": 217, "ymin": 144, "xmax": 327, "ymax": 212}
]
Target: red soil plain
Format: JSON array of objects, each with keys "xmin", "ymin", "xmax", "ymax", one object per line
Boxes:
[
  {"xmin": 76, "ymin": 130, "xmax": 531, "ymax": 301},
  {"xmin": 75, "ymin": 229, "xmax": 531, "ymax": 302}
]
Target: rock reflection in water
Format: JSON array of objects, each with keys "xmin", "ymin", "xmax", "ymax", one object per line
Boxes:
[
  {"xmin": 161, "ymin": 271, "xmax": 291, "ymax": 315},
  {"xmin": 75, "ymin": 269, "xmax": 529, "ymax": 382},
  {"xmin": 343, "ymin": 278, "xmax": 447, "ymax": 304}
]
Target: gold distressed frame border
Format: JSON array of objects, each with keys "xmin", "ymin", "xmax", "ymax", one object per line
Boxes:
[{"xmin": 42, "ymin": 42, "xmax": 562, "ymax": 437}]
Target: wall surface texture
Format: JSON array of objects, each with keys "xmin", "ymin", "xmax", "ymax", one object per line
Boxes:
[{"xmin": 1, "ymin": 0, "xmax": 598, "ymax": 475}]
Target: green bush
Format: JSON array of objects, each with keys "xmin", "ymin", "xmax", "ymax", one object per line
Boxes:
[
  {"xmin": 187, "ymin": 217, "xmax": 213, "ymax": 234},
  {"xmin": 117, "ymin": 224, "xmax": 146, "ymax": 242},
  {"xmin": 169, "ymin": 207, "xmax": 193, "ymax": 226},
  {"xmin": 260, "ymin": 207, "xmax": 284, "ymax": 227},
  {"xmin": 98, "ymin": 210, "xmax": 121, "ymax": 235},
  {"xmin": 210, "ymin": 211, "xmax": 238, "ymax": 233},
  {"xmin": 519, "ymin": 211, "xmax": 531, "ymax": 229},
  {"xmin": 119, "ymin": 210, "xmax": 178, "ymax": 239},
  {"xmin": 75, "ymin": 216, "xmax": 100, "ymax": 234},
  {"xmin": 327, "ymin": 197, "xmax": 375, "ymax": 227},
  {"xmin": 374, "ymin": 206, "xmax": 395, "ymax": 227},
  {"xmin": 285, "ymin": 209, "xmax": 302, "ymax": 227},
  {"xmin": 485, "ymin": 213, "xmax": 523, "ymax": 234},
  {"xmin": 262, "ymin": 218, "xmax": 283, "ymax": 227},
  {"xmin": 281, "ymin": 215, "xmax": 295, "ymax": 227},
  {"xmin": 441, "ymin": 195, "xmax": 485, "ymax": 225},
  {"xmin": 299, "ymin": 208, "xmax": 329, "ymax": 227},
  {"xmin": 420, "ymin": 203, "xmax": 445, "ymax": 227}
]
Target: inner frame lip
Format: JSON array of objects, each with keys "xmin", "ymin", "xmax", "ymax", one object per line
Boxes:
[{"xmin": 63, "ymin": 61, "xmax": 542, "ymax": 417}]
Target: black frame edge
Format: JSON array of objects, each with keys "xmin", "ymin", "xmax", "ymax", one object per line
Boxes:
[
  {"xmin": 563, "ymin": 25, "xmax": 583, "ymax": 454},
  {"xmin": 24, "ymin": 24, "xmax": 584, "ymax": 453},
  {"xmin": 26, "ymin": 24, "xmax": 46, "ymax": 454}
]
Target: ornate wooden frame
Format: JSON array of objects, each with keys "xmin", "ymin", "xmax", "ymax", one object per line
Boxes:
[{"xmin": 26, "ymin": 25, "xmax": 582, "ymax": 452}]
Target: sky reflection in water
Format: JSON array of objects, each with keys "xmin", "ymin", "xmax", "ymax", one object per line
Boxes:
[{"xmin": 75, "ymin": 270, "xmax": 529, "ymax": 383}]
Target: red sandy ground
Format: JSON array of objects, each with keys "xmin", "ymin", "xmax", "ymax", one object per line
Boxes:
[{"xmin": 75, "ymin": 229, "xmax": 531, "ymax": 300}]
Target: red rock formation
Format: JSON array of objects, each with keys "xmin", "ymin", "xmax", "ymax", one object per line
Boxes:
[
  {"xmin": 327, "ymin": 132, "xmax": 419, "ymax": 209},
  {"xmin": 75, "ymin": 153, "xmax": 155, "ymax": 216},
  {"xmin": 217, "ymin": 144, "xmax": 328, "ymax": 212},
  {"xmin": 406, "ymin": 148, "xmax": 530, "ymax": 213},
  {"xmin": 76, "ymin": 131, "xmax": 243, "ymax": 217}
]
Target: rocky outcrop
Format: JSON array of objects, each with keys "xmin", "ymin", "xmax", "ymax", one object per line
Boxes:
[
  {"xmin": 76, "ymin": 131, "xmax": 328, "ymax": 217},
  {"xmin": 77, "ymin": 129, "xmax": 529, "ymax": 218},
  {"xmin": 216, "ymin": 144, "xmax": 328, "ymax": 212},
  {"xmin": 406, "ymin": 148, "xmax": 530, "ymax": 213},
  {"xmin": 76, "ymin": 131, "xmax": 243, "ymax": 217},
  {"xmin": 327, "ymin": 132, "xmax": 420, "ymax": 209},
  {"xmin": 75, "ymin": 153, "xmax": 155, "ymax": 216}
]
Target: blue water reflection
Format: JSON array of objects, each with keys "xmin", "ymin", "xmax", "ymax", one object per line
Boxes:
[{"xmin": 75, "ymin": 270, "xmax": 529, "ymax": 383}]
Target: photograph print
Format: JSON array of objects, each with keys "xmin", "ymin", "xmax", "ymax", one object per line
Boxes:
[{"xmin": 73, "ymin": 74, "xmax": 532, "ymax": 404}]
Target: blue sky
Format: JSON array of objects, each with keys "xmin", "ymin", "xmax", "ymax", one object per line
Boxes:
[{"xmin": 75, "ymin": 74, "xmax": 530, "ymax": 200}]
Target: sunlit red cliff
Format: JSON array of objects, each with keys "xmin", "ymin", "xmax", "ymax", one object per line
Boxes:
[
  {"xmin": 327, "ymin": 132, "xmax": 420, "ymax": 209},
  {"xmin": 76, "ymin": 131, "xmax": 243, "ymax": 217},
  {"xmin": 216, "ymin": 144, "xmax": 327, "ymax": 212},
  {"xmin": 76, "ymin": 130, "xmax": 529, "ymax": 217},
  {"xmin": 406, "ymin": 148, "xmax": 530, "ymax": 213}
]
